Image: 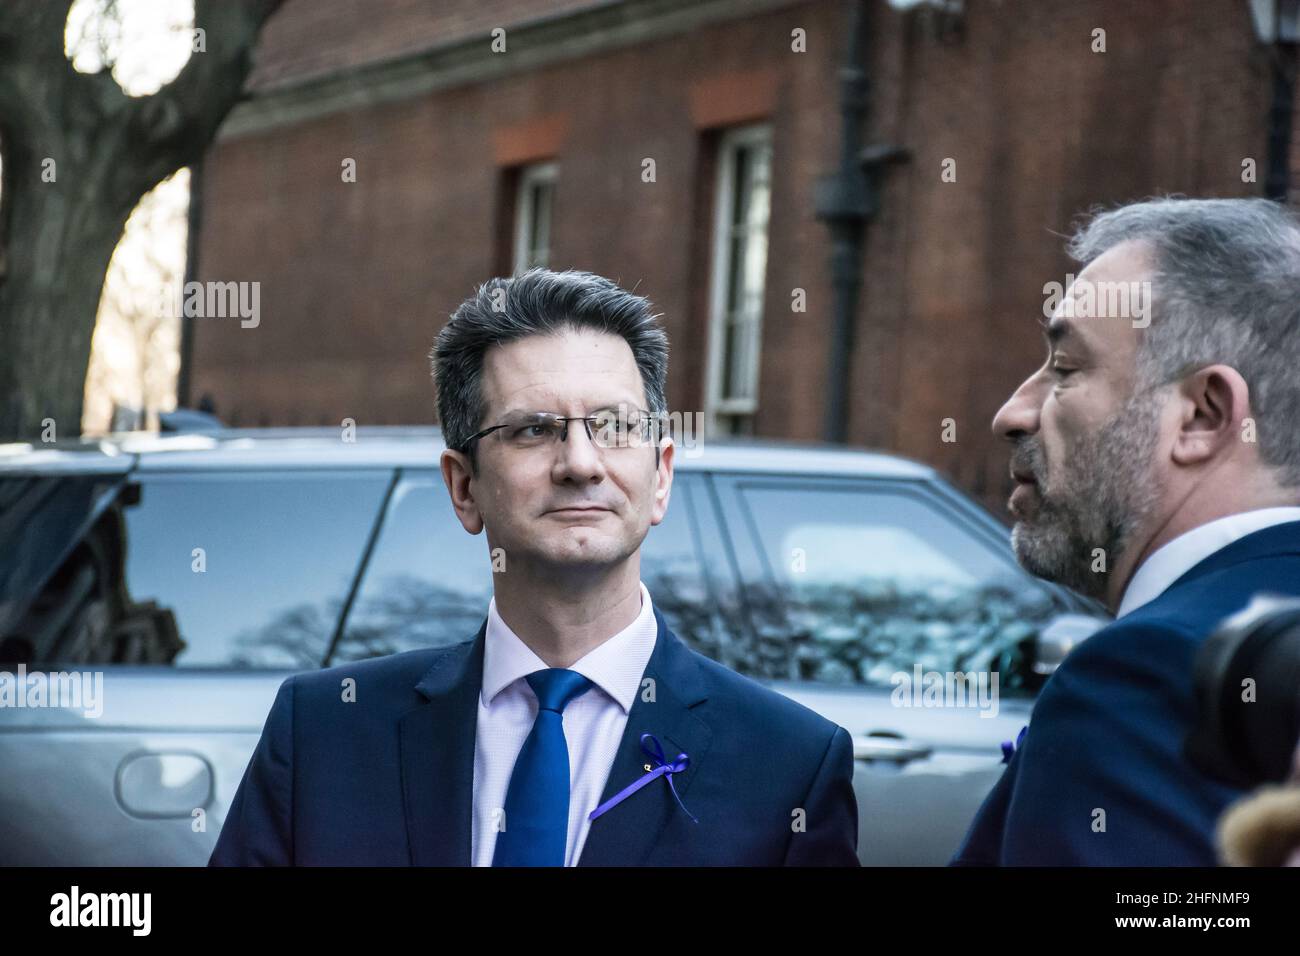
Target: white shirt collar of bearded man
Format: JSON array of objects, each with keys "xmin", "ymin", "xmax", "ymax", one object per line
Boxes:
[{"xmin": 1116, "ymin": 506, "xmax": 1300, "ymax": 618}]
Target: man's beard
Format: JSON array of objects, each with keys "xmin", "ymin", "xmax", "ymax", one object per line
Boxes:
[{"xmin": 1009, "ymin": 391, "xmax": 1164, "ymax": 602}]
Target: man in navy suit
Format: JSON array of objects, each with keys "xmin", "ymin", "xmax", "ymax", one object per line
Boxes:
[
  {"xmin": 210, "ymin": 268, "xmax": 858, "ymax": 866},
  {"xmin": 953, "ymin": 198, "xmax": 1300, "ymax": 865}
]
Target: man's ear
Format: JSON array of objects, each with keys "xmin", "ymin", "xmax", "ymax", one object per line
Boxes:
[
  {"xmin": 1171, "ymin": 364, "xmax": 1251, "ymax": 468},
  {"xmin": 441, "ymin": 448, "xmax": 484, "ymax": 534},
  {"xmin": 649, "ymin": 435, "xmax": 675, "ymax": 527}
]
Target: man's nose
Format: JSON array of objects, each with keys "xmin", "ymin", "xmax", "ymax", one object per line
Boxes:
[
  {"xmin": 553, "ymin": 419, "xmax": 607, "ymax": 483},
  {"xmin": 992, "ymin": 375, "xmax": 1044, "ymax": 442}
]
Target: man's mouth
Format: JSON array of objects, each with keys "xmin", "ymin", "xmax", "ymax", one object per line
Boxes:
[
  {"xmin": 545, "ymin": 505, "xmax": 612, "ymax": 518},
  {"xmin": 1008, "ymin": 470, "xmax": 1039, "ymax": 517}
]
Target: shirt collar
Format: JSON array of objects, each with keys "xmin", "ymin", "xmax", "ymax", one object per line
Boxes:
[
  {"xmin": 1116, "ymin": 507, "xmax": 1300, "ymax": 618},
  {"xmin": 481, "ymin": 581, "xmax": 657, "ymax": 714}
]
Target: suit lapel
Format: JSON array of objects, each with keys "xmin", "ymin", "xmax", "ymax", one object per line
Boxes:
[
  {"xmin": 398, "ymin": 619, "xmax": 486, "ymax": 865},
  {"xmin": 577, "ymin": 608, "xmax": 712, "ymax": 866}
]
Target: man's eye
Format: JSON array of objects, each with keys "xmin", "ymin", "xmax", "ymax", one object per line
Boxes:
[
  {"xmin": 511, "ymin": 423, "xmax": 549, "ymax": 440},
  {"xmin": 593, "ymin": 411, "xmax": 629, "ymax": 434},
  {"xmin": 1051, "ymin": 365, "xmax": 1078, "ymax": 379}
]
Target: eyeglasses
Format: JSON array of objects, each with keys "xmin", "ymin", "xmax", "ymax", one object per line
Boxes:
[{"xmin": 458, "ymin": 406, "xmax": 661, "ymax": 453}]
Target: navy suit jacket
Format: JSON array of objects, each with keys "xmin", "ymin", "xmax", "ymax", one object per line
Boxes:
[
  {"xmin": 209, "ymin": 605, "xmax": 859, "ymax": 865},
  {"xmin": 952, "ymin": 520, "xmax": 1300, "ymax": 866}
]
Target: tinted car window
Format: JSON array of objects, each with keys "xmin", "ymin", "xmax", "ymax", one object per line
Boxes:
[
  {"xmin": 636, "ymin": 473, "xmax": 712, "ymax": 642},
  {"xmin": 0, "ymin": 474, "xmax": 128, "ymax": 664},
  {"xmin": 720, "ymin": 477, "xmax": 1057, "ymax": 692},
  {"xmin": 119, "ymin": 471, "xmax": 390, "ymax": 668},
  {"xmin": 331, "ymin": 470, "xmax": 712, "ymax": 663},
  {"xmin": 330, "ymin": 471, "xmax": 494, "ymax": 662}
]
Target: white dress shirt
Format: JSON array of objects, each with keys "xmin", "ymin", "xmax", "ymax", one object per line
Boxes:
[
  {"xmin": 1116, "ymin": 507, "xmax": 1300, "ymax": 618},
  {"xmin": 471, "ymin": 581, "xmax": 658, "ymax": 866}
]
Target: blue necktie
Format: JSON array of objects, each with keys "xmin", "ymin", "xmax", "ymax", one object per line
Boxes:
[{"xmin": 492, "ymin": 668, "xmax": 594, "ymax": 867}]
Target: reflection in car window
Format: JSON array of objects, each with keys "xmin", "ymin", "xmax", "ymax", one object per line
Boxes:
[
  {"xmin": 637, "ymin": 473, "xmax": 711, "ymax": 646},
  {"xmin": 330, "ymin": 473, "xmax": 493, "ymax": 662},
  {"xmin": 735, "ymin": 483, "xmax": 1055, "ymax": 692},
  {"xmin": 331, "ymin": 472, "xmax": 713, "ymax": 664},
  {"xmin": 0, "ymin": 474, "xmax": 129, "ymax": 666},
  {"xmin": 121, "ymin": 471, "xmax": 390, "ymax": 668}
]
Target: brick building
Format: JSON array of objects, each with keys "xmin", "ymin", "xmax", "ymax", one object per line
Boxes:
[{"xmin": 188, "ymin": 0, "xmax": 1299, "ymax": 511}]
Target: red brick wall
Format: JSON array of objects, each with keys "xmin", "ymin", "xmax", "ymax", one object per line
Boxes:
[
  {"xmin": 193, "ymin": 0, "xmax": 1275, "ymax": 512},
  {"xmin": 856, "ymin": 0, "xmax": 1270, "ymax": 506},
  {"xmin": 247, "ymin": 0, "xmax": 610, "ymax": 90},
  {"xmin": 192, "ymin": 1, "xmax": 842, "ymax": 432}
]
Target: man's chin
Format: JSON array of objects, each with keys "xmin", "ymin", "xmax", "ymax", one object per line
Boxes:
[
  {"xmin": 1012, "ymin": 519, "xmax": 1112, "ymax": 601},
  {"xmin": 1009, "ymin": 524, "xmax": 1040, "ymax": 573},
  {"xmin": 1010, "ymin": 520, "xmax": 1067, "ymax": 579},
  {"xmin": 533, "ymin": 533, "xmax": 632, "ymax": 571}
]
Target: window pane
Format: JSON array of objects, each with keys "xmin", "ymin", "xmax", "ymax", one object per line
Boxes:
[
  {"xmin": 0, "ymin": 474, "xmax": 129, "ymax": 665},
  {"xmin": 529, "ymin": 179, "xmax": 553, "ymax": 268},
  {"xmin": 513, "ymin": 163, "xmax": 556, "ymax": 273},
  {"xmin": 743, "ymin": 144, "xmax": 772, "ymax": 228},
  {"xmin": 330, "ymin": 472, "xmax": 493, "ymax": 662},
  {"xmin": 727, "ymin": 232, "xmax": 749, "ymax": 315},
  {"xmin": 730, "ymin": 146, "xmax": 750, "ymax": 227},
  {"xmin": 638, "ymin": 475, "xmax": 711, "ymax": 645},
  {"xmin": 120, "ymin": 472, "xmax": 390, "ymax": 668},
  {"xmin": 332, "ymin": 473, "xmax": 712, "ymax": 664},
  {"xmin": 713, "ymin": 131, "xmax": 771, "ymax": 412},
  {"xmin": 734, "ymin": 482, "xmax": 1055, "ymax": 692},
  {"xmin": 740, "ymin": 230, "xmax": 768, "ymax": 306},
  {"xmin": 721, "ymin": 313, "xmax": 741, "ymax": 399}
]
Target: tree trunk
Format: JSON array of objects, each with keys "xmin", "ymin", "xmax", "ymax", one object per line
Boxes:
[
  {"xmin": 0, "ymin": 0, "xmax": 283, "ymax": 441},
  {"xmin": 0, "ymin": 134, "xmax": 139, "ymax": 439}
]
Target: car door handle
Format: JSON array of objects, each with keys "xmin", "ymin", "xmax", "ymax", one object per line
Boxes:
[{"xmin": 852, "ymin": 736, "xmax": 934, "ymax": 764}]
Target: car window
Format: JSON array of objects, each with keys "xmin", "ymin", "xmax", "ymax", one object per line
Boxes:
[
  {"xmin": 637, "ymin": 472, "xmax": 713, "ymax": 643},
  {"xmin": 330, "ymin": 470, "xmax": 714, "ymax": 663},
  {"xmin": 0, "ymin": 473, "xmax": 128, "ymax": 664},
  {"xmin": 717, "ymin": 476, "xmax": 1057, "ymax": 693},
  {"xmin": 329, "ymin": 471, "xmax": 494, "ymax": 663},
  {"xmin": 117, "ymin": 471, "xmax": 391, "ymax": 668}
]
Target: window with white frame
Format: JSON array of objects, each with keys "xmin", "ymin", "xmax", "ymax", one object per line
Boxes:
[
  {"xmin": 705, "ymin": 125, "xmax": 772, "ymax": 436},
  {"xmin": 512, "ymin": 161, "xmax": 557, "ymax": 273}
]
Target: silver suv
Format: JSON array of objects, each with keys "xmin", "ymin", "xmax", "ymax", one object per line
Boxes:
[{"xmin": 0, "ymin": 427, "xmax": 1106, "ymax": 865}]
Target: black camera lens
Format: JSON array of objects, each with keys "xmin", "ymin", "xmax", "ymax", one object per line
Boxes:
[{"xmin": 1187, "ymin": 596, "xmax": 1300, "ymax": 788}]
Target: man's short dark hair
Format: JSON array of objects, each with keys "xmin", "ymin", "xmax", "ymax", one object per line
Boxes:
[{"xmin": 432, "ymin": 268, "xmax": 669, "ymax": 469}]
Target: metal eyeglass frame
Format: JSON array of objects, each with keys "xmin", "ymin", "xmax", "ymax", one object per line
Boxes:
[{"xmin": 455, "ymin": 408, "xmax": 661, "ymax": 453}]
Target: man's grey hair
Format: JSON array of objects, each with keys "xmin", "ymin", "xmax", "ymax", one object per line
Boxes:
[
  {"xmin": 431, "ymin": 268, "xmax": 669, "ymax": 467},
  {"xmin": 1067, "ymin": 197, "xmax": 1300, "ymax": 487}
]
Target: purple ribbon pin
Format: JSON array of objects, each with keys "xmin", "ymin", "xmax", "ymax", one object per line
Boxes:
[{"xmin": 588, "ymin": 732, "xmax": 698, "ymax": 824}]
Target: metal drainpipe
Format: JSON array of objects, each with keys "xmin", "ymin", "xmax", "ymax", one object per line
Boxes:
[
  {"xmin": 1265, "ymin": 36, "xmax": 1297, "ymax": 202},
  {"xmin": 815, "ymin": 0, "xmax": 908, "ymax": 443}
]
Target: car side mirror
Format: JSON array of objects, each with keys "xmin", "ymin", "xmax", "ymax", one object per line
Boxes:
[{"xmin": 1032, "ymin": 613, "xmax": 1108, "ymax": 676}]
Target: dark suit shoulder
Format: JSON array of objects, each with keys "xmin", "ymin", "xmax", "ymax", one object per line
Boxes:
[
  {"xmin": 956, "ymin": 537, "xmax": 1300, "ymax": 865},
  {"xmin": 289, "ymin": 641, "xmax": 474, "ymax": 712},
  {"xmin": 1123, "ymin": 552, "xmax": 1300, "ymax": 638},
  {"xmin": 1070, "ymin": 550, "xmax": 1300, "ymax": 687}
]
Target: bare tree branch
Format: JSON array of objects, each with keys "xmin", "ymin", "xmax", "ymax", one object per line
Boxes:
[{"xmin": 121, "ymin": 1, "xmax": 282, "ymax": 197}]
